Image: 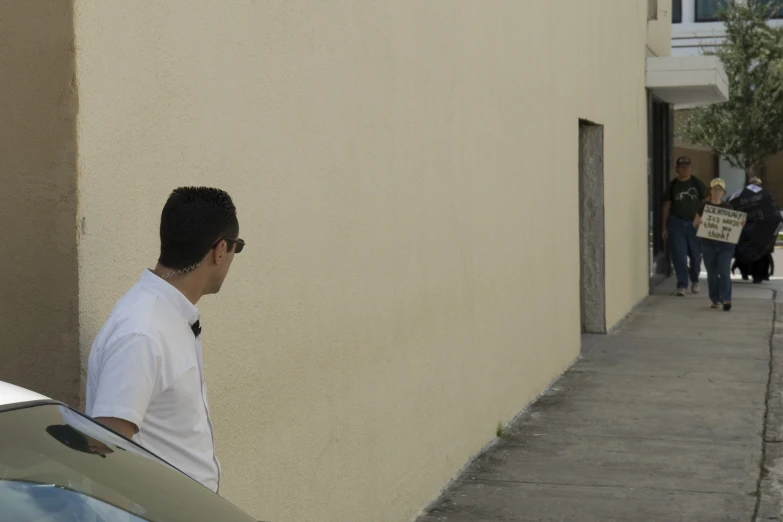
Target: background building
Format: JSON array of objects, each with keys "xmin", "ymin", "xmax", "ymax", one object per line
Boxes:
[
  {"xmin": 0, "ymin": 1, "xmax": 724, "ymax": 521},
  {"xmin": 672, "ymin": 0, "xmax": 783, "ymax": 198}
]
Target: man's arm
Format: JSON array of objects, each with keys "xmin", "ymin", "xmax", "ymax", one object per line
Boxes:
[
  {"xmin": 94, "ymin": 417, "xmax": 138, "ymax": 440},
  {"xmin": 87, "ymin": 334, "xmax": 160, "ymax": 439},
  {"xmin": 693, "ymin": 203, "xmax": 705, "ymax": 228}
]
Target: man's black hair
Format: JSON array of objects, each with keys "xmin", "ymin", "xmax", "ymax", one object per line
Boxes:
[{"xmin": 158, "ymin": 187, "xmax": 239, "ymax": 271}]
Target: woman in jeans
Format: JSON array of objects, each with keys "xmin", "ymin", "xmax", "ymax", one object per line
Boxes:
[{"xmin": 694, "ymin": 178, "xmax": 744, "ymax": 311}]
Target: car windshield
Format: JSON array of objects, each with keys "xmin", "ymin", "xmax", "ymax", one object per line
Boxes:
[{"xmin": 0, "ymin": 403, "xmax": 256, "ymax": 522}]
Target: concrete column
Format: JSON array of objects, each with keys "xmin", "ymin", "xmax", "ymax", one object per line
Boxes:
[{"xmin": 0, "ymin": 1, "xmax": 81, "ymax": 406}]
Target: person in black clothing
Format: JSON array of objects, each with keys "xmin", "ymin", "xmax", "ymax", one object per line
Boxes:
[
  {"xmin": 663, "ymin": 156, "xmax": 709, "ymax": 296},
  {"xmin": 729, "ymin": 178, "xmax": 782, "ymax": 284},
  {"xmin": 751, "ymin": 177, "xmax": 776, "ymax": 282}
]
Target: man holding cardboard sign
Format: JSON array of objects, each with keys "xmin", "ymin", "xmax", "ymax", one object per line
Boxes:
[{"xmin": 694, "ymin": 178, "xmax": 746, "ymax": 311}]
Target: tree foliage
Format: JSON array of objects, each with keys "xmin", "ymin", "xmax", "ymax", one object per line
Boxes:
[{"xmin": 679, "ymin": 1, "xmax": 783, "ymax": 177}]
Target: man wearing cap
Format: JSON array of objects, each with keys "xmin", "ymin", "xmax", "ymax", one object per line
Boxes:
[{"xmin": 663, "ymin": 156, "xmax": 709, "ymax": 296}]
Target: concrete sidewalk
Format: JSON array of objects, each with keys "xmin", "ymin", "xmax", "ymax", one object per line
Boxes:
[{"xmin": 417, "ymin": 279, "xmax": 779, "ymax": 522}]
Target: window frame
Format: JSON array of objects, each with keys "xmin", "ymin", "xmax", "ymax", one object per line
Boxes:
[
  {"xmin": 756, "ymin": 0, "xmax": 783, "ymax": 19},
  {"xmin": 677, "ymin": 0, "xmax": 783, "ymax": 25},
  {"xmin": 695, "ymin": 0, "xmax": 730, "ymax": 23}
]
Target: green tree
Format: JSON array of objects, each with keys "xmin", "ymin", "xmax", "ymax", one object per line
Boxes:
[{"xmin": 679, "ymin": 1, "xmax": 783, "ymax": 180}]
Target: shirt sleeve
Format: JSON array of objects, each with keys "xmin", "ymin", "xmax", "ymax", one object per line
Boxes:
[{"xmin": 88, "ymin": 333, "xmax": 161, "ymax": 429}]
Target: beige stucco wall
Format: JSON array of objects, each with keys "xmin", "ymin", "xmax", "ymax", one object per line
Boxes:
[
  {"xmin": 0, "ymin": 0, "xmax": 81, "ymax": 406},
  {"xmin": 73, "ymin": 1, "xmax": 652, "ymax": 521},
  {"xmin": 647, "ymin": 0, "xmax": 673, "ymax": 57}
]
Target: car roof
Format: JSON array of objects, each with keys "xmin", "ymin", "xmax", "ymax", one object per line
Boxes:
[{"xmin": 0, "ymin": 381, "xmax": 51, "ymax": 407}]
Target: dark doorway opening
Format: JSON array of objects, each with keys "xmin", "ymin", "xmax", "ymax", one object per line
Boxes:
[{"xmin": 648, "ymin": 95, "xmax": 673, "ymax": 290}]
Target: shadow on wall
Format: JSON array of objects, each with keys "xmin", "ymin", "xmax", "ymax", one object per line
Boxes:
[{"xmin": 0, "ymin": 0, "xmax": 81, "ymax": 405}]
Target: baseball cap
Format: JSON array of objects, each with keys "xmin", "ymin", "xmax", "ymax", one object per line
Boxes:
[
  {"xmin": 710, "ymin": 178, "xmax": 726, "ymax": 190},
  {"xmin": 675, "ymin": 156, "xmax": 692, "ymax": 167}
]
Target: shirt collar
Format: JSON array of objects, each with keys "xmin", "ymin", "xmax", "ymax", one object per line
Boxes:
[{"xmin": 139, "ymin": 270, "xmax": 200, "ymax": 325}]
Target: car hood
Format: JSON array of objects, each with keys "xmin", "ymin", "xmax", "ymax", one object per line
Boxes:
[{"xmin": 0, "ymin": 381, "xmax": 51, "ymax": 407}]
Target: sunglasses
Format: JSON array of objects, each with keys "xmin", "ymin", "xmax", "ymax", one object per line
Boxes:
[{"xmin": 212, "ymin": 237, "xmax": 245, "ymax": 254}]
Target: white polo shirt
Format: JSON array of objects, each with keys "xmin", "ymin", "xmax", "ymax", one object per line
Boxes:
[{"xmin": 86, "ymin": 270, "xmax": 221, "ymax": 492}]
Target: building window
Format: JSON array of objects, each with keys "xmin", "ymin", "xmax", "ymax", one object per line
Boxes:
[
  {"xmin": 695, "ymin": 0, "xmax": 730, "ymax": 22},
  {"xmin": 649, "ymin": 0, "xmax": 658, "ymax": 19},
  {"xmin": 673, "ymin": 0, "xmax": 682, "ymax": 22},
  {"xmin": 756, "ymin": 0, "xmax": 783, "ymax": 19}
]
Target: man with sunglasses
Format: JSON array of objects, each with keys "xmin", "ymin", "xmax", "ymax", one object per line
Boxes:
[{"xmin": 85, "ymin": 187, "xmax": 244, "ymax": 493}]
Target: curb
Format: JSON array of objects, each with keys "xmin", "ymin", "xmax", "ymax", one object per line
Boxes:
[{"xmin": 755, "ymin": 295, "xmax": 783, "ymax": 521}]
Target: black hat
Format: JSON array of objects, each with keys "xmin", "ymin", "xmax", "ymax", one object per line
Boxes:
[{"xmin": 675, "ymin": 156, "xmax": 692, "ymax": 167}]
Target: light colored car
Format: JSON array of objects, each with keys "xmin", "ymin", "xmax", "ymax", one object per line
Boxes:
[{"xmin": 0, "ymin": 381, "xmax": 259, "ymax": 522}]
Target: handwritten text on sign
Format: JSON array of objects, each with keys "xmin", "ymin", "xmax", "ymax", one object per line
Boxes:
[{"xmin": 696, "ymin": 205, "xmax": 746, "ymax": 244}]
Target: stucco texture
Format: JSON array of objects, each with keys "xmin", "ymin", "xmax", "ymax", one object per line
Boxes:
[
  {"xmin": 73, "ymin": 1, "xmax": 652, "ymax": 521},
  {"xmin": 0, "ymin": 0, "xmax": 81, "ymax": 406}
]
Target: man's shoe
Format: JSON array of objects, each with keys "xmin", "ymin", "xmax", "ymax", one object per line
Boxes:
[
  {"xmin": 691, "ymin": 283, "xmax": 700, "ymax": 294},
  {"xmin": 676, "ymin": 288, "xmax": 686, "ymax": 297},
  {"xmin": 723, "ymin": 302, "xmax": 732, "ymax": 311}
]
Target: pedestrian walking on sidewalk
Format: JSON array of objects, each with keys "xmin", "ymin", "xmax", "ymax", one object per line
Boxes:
[
  {"xmin": 694, "ymin": 178, "xmax": 741, "ymax": 311},
  {"xmin": 85, "ymin": 187, "xmax": 244, "ymax": 493},
  {"xmin": 663, "ymin": 156, "xmax": 708, "ymax": 296},
  {"xmin": 730, "ymin": 177, "xmax": 781, "ymax": 284}
]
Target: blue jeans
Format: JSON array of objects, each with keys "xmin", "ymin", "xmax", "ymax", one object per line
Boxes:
[
  {"xmin": 668, "ymin": 215, "xmax": 701, "ymax": 289},
  {"xmin": 701, "ymin": 240, "xmax": 735, "ymax": 303}
]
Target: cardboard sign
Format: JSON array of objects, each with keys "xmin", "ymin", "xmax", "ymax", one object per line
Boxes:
[{"xmin": 696, "ymin": 204, "xmax": 746, "ymax": 244}]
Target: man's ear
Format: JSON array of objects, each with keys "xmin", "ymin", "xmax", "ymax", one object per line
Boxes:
[{"xmin": 213, "ymin": 240, "xmax": 225, "ymax": 265}]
